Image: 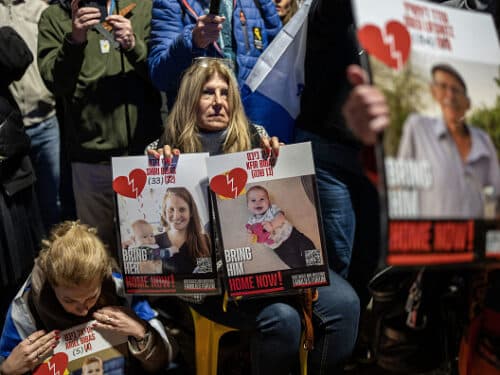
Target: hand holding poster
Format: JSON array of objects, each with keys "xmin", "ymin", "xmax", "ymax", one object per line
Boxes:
[
  {"xmin": 112, "ymin": 153, "xmax": 219, "ymax": 294},
  {"xmin": 351, "ymin": 0, "xmax": 500, "ymax": 265},
  {"xmin": 33, "ymin": 321, "xmax": 128, "ymax": 375},
  {"xmin": 207, "ymin": 142, "xmax": 329, "ymax": 298}
]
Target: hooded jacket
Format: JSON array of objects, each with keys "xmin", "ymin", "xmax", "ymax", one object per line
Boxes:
[{"xmin": 0, "ymin": 26, "xmax": 35, "ymax": 195}]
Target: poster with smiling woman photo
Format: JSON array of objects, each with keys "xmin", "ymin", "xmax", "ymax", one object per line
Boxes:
[
  {"xmin": 112, "ymin": 153, "xmax": 219, "ymax": 295},
  {"xmin": 351, "ymin": 0, "xmax": 500, "ymax": 266}
]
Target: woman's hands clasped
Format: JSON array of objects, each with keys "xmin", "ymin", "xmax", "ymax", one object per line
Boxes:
[{"xmin": 93, "ymin": 306, "xmax": 148, "ymax": 341}]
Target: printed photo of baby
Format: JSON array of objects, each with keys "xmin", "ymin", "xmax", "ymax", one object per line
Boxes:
[
  {"xmin": 246, "ymin": 185, "xmax": 315, "ymax": 268},
  {"xmin": 215, "ymin": 176, "xmax": 324, "ymax": 274},
  {"xmin": 123, "ymin": 219, "xmax": 174, "ymax": 274}
]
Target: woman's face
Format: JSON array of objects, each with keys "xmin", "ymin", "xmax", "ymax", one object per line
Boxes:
[
  {"xmin": 166, "ymin": 194, "xmax": 191, "ymax": 231},
  {"xmin": 197, "ymin": 73, "xmax": 230, "ymax": 132},
  {"xmin": 53, "ymin": 279, "xmax": 102, "ymax": 317},
  {"xmin": 274, "ymin": 0, "xmax": 293, "ymax": 19}
]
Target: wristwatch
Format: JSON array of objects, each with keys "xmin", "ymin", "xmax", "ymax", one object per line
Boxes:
[{"xmin": 130, "ymin": 329, "xmax": 152, "ymax": 349}]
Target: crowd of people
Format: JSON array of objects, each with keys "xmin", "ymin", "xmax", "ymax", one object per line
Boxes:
[{"xmin": 0, "ymin": 0, "xmax": 498, "ymax": 374}]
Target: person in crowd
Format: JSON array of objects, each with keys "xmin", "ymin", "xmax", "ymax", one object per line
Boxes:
[
  {"xmin": 156, "ymin": 187, "xmax": 211, "ymax": 274},
  {"xmin": 147, "ymin": 0, "xmax": 282, "ymax": 109},
  {"xmin": 0, "ymin": 0, "xmax": 61, "ymax": 233},
  {"xmin": 245, "ymin": 185, "xmax": 314, "ymax": 268},
  {"xmin": 397, "ymin": 64, "xmax": 500, "ymax": 218},
  {"xmin": 37, "ymin": 0, "xmax": 162, "ymax": 256},
  {"xmin": 273, "ymin": 0, "xmax": 298, "ymax": 24},
  {"xmin": 148, "ymin": 58, "xmax": 360, "ymax": 374},
  {"xmin": 81, "ymin": 356, "xmax": 103, "ymax": 375},
  {"xmin": 0, "ymin": 221, "xmax": 174, "ymax": 374},
  {"xmin": 0, "ymin": 26, "xmax": 45, "ymax": 332},
  {"xmin": 293, "ymin": 1, "xmax": 386, "ymax": 311}
]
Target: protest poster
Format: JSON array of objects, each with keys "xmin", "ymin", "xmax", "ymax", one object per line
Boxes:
[
  {"xmin": 111, "ymin": 153, "xmax": 219, "ymax": 295},
  {"xmin": 33, "ymin": 321, "xmax": 127, "ymax": 375},
  {"xmin": 351, "ymin": 0, "xmax": 500, "ymax": 266},
  {"xmin": 206, "ymin": 142, "xmax": 329, "ymax": 298}
]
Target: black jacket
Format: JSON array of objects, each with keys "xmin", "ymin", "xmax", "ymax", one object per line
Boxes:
[{"xmin": 0, "ymin": 26, "xmax": 35, "ymax": 195}]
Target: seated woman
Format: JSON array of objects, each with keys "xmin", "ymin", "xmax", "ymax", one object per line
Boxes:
[
  {"xmin": 0, "ymin": 221, "xmax": 174, "ymax": 374},
  {"xmin": 148, "ymin": 58, "xmax": 360, "ymax": 374}
]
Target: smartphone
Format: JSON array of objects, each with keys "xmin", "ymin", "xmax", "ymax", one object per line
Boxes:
[
  {"xmin": 209, "ymin": 0, "xmax": 221, "ymax": 15},
  {"xmin": 79, "ymin": 0, "xmax": 107, "ymax": 22}
]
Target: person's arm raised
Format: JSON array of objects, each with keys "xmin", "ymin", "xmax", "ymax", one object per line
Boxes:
[{"xmin": 342, "ymin": 64, "xmax": 390, "ymax": 145}]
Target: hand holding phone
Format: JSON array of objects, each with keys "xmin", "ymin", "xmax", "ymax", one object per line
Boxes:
[
  {"xmin": 70, "ymin": 0, "xmax": 103, "ymax": 44},
  {"xmin": 79, "ymin": 0, "xmax": 107, "ymax": 22}
]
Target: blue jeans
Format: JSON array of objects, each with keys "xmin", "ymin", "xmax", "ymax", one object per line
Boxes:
[
  {"xmin": 295, "ymin": 129, "xmax": 356, "ymax": 278},
  {"xmin": 295, "ymin": 129, "xmax": 381, "ymax": 306},
  {"xmin": 192, "ymin": 269, "xmax": 359, "ymax": 374},
  {"xmin": 25, "ymin": 115, "xmax": 61, "ymax": 232},
  {"xmin": 310, "ymin": 270, "xmax": 360, "ymax": 374}
]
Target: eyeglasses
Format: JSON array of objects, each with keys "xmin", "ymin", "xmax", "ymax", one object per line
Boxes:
[
  {"xmin": 192, "ymin": 56, "xmax": 236, "ymax": 71},
  {"xmin": 432, "ymin": 81, "xmax": 466, "ymax": 96}
]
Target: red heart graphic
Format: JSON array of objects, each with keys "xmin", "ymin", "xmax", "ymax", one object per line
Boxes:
[
  {"xmin": 112, "ymin": 168, "xmax": 147, "ymax": 198},
  {"xmin": 33, "ymin": 352, "xmax": 69, "ymax": 375},
  {"xmin": 357, "ymin": 21, "xmax": 411, "ymax": 70},
  {"xmin": 210, "ymin": 168, "xmax": 248, "ymax": 199}
]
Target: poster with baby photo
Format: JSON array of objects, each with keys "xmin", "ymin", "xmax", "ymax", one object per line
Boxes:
[
  {"xmin": 111, "ymin": 153, "xmax": 219, "ymax": 295},
  {"xmin": 33, "ymin": 321, "xmax": 128, "ymax": 375},
  {"xmin": 351, "ymin": 0, "xmax": 500, "ymax": 266},
  {"xmin": 206, "ymin": 142, "xmax": 329, "ymax": 298}
]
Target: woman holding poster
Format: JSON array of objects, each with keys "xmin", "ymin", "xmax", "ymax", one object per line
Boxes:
[
  {"xmin": 0, "ymin": 221, "xmax": 174, "ymax": 374},
  {"xmin": 148, "ymin": 58, "xmax": 360, "ymax": 374}
]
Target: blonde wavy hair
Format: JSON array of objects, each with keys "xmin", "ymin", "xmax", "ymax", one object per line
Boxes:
[
  {"xmin": 38, "ymin": 221, "xmax": 113, "ymax": 287},
  {"xmin": 160, "ymin": 58, "xmax": 252, "ymax": 154},
  {"xmin": 281, "ymin": 0, "xmax": 298, "ymax": 25}
]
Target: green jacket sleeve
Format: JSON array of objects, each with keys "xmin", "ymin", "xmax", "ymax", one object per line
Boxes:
[
  {"xmin": 121, "ymin": 0, "xmax": 153, "ymax": 81},
  {"xmin": 37, "ymin": 6, "xmax": 86, "ymax": 96}
]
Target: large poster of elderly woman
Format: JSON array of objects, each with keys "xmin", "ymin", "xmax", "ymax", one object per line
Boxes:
[
  {"xmin": 352, "ymin": 0, "xmax": 500, "ymax": 265},
  {"xmin": 112, "ymin": 153, "xmax": 219, "ymax": 295}
]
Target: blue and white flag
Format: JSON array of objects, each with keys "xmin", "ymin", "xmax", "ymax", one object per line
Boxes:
[{"xmin": 241, "ymin": 0, "xmax": 312, "ymax": 143}]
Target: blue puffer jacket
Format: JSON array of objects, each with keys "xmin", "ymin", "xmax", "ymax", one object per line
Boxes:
[{"xmin": 148, "ymin": 0, "xmax": 281, "ymax": 106}]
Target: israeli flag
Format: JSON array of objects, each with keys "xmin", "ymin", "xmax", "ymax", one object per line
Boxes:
[{"xmin": 241, "ymin": 0, "xmax": 312, "ymax": 143}]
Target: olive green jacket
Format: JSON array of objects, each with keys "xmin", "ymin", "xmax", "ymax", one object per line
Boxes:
[{"xmin": 38, "ymin": 0, "xmax": 162, "ymax": 163}]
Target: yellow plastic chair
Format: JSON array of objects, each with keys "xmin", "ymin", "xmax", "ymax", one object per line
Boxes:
[{"xmin": 189, "ymin": 307, "xmax": 308, "ymax": 375}]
